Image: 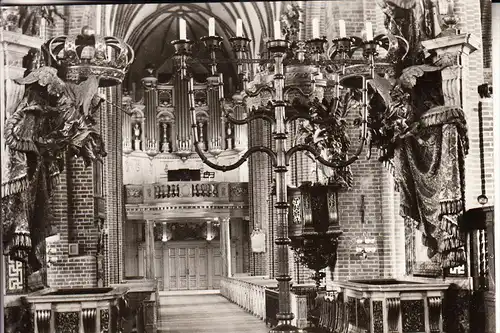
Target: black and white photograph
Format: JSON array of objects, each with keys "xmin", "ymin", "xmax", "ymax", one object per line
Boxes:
[{"xmin": 0, "ymin": 0, "xmax": 496, "ymax": 332}]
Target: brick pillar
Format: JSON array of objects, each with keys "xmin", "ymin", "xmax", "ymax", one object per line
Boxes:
[
  {"xmin": 248, "ymin": 118, "xmax": 271, "ymax": 276},
  {"xmin": 45, "ymin": 5, "xmax": 100, "ymax": 288},
  {"xmin": 453, "ymin": 0, "xmax": 491, "ymax": 208},
  {"xmin": 104, "ymin": 84, "xmax": 124, "ymax": 285}
]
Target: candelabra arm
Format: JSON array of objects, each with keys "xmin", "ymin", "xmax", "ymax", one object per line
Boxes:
[
  {"xmin": 285, "ymin": 139, "xmax": 365, "ymax": 168},
  {"xmin": 285, "ymin": 112, "xmax": 335, "ymax": 126},
  {"xmin": 243, "ymin": 85, "xmax": 276, "ymax": 98},
  {"xmin": 193, "ymin": 142, "xmax": 277, "ymax": 172},
  {"xmin": 283, "ymin": 86, "xmax": 314, "ymax": 100},
  {"xmin": 225, "ymin": 109, "xmax": 276, "ymax": 126}
]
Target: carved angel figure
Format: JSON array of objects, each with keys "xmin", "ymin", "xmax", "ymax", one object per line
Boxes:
[
  {"xmin": 376, "ymin": 0, "xmax": 445, "ymax": 64},
  {"xmin": 2, "ymin": 59, "xmax": 106, "ymax": 275},
  {"xmin": 280, "ymin": 3, "xmax": 303, "ymax": 40},
  {"xmin": 18, "ymin": 5, "xmax": 66, "ymax": 36},
  {"xmin": 294, "ymin": 92, "xmax": 359, "ymax": 188},
  {"xmin": 363, "ymin": 60, "xmax": 468, "ymax": 271}
]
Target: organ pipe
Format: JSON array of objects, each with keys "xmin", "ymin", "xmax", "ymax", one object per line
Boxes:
[{"xmin": 141, "ymin": 75, "xmax": 158, "ymax": 148}]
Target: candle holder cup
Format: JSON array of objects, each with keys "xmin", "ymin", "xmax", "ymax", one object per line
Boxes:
[
  {"xmin": 362, "ymin": 41, "xmax": 378, "ymax": 59},
  {"xmin": 171, "ymin": 39, "xmax": 194, "ymax": 56},
  {"xmin": 267, "ymin": 39, "xmax": 290, "ymax": 54},
  {"xmin": 200, "ymin": 35, "xmax": 223, "ymax": 52},
  {"xmin": 306, "ymin": 37, "xmax": 328, "ymax": 55}
]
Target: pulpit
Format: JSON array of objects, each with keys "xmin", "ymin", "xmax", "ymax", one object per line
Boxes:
[
  {"xmin": 288, "ymin": 182, "xmax": 343, "ymax": 287},
  {"xmin": 27, "ymin": 287, "xmax": 129, "ymax": 333},
  {"xmin": 330, "ymin": 279, "xmax": 449, "ymax": 333}
]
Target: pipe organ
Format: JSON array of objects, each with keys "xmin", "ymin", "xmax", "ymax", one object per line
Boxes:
[{"xmin": 122, "ymin": 71, "xmax": 242, "ymax": 159}]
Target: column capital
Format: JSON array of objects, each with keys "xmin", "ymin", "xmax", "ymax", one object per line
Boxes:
[{"xmin": 421, "ymin": 33, "xmax": 480, "ymax": 56}]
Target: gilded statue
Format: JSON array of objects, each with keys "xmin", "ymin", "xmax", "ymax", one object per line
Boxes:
[
  {"xmin": 294, "ymin": 92, "xmax": 359, "ymax": 188},
  {"xmin": 2, "ymin": 48, "xmax": 106, "ymax": 277},
  {"xmin": 365, "ymin": 56, "xmax": 468, "ymax": 270},
  {"xmin": 376, "ymin": 0, "xmax": 447, "ymax": 64},
  {"xmin": 17, "ymin": 5, "xmax": 66, "ymax": 36},
  {"xmin": 280, "ymin": 3, "xmax": 303, "ymax": 40}
]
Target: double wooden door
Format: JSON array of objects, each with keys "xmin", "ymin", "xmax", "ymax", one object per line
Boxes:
[{"xmin": 154, "ymin": 241, "xmax": 223, "ymax": 291}]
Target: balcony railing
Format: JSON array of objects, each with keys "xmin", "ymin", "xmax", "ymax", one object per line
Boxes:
[
  {"xmin": 220, "ymin": 276, "xmax": 271, "ymax": 321},
  {"xmin": 219, "ymin": 275, "xmax": 310, "ymax": 329},
  {"xmin": 124, "ymin": 182, "xmax": 248, "ymax": 204}
]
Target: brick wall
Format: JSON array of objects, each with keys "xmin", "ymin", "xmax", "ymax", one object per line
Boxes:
[
  {"xmin": 48, "ymin": 5, "xmax": 126, "ymax": 288},
  {"xmin": 248, "ymin": 118, "xmax": 271, "ymax": 276},
  {"xmin": 46, "ymin": 5, "xmax": 102, "ymax": 288},
  {"xmin": 42, "ymin": 1, "xmax": 491, "ymax": 290},
  {"xmin": 454, "ymin": 0, "xmax": 494, "ymax": 208},
  {"xmin": 481, "ymin": 0, "xmax": 492, "ymax": 69},
  {"xmin": 103, "ymin": 85, "xmax": 124, "ymax": 285},
  {"xmin": 246, "ymin": 0, "xmax": 401, "ymax": 285}
]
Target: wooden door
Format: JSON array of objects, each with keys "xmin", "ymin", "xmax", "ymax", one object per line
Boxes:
[
  {"xmin": 154, "ymin": 245, "xmax": 163, "ymax": 290},
  {"xmin": 187, "ymin": 247, "xmax": 208, "ymax": 289},
  {"xmin": 162, "ymin": 242, "xmax": 222, "ymax": 291},
  {"xmin": 167, "ymin": 247, "xmax": 188, "ymax": 290},
  {"xmin": 212, "ymin": 246, "xmax": 222, "ymax": 289}
]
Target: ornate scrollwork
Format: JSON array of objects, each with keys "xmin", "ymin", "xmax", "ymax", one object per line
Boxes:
[
  {"xmin": 386, "ymin": 297, "xmax": 401, "ymax": 332},
  {"xmin": 126, "ymin": 187, "xmax": 143, "ymax": 199},
  {"xmin": 82, "ymin": 308, "xmax": 96, "ymax": 333},
  {"xmin": 291, "ymin": 197, "xmax": 302, "ymax": 224},
  {"xmin": 290, "ymin": 233, "xmax": 339, "ymax": 288},
  {"xmin": 292, "ymin": 94, "xmax": 359, "ymax": 187},
  {"xmin": 428, "ymin": 296, "xmax": 442, "ymax": 333},
  {"xmin": 36, "ymin": 310, "xmax": 51, "ymax": 333}
]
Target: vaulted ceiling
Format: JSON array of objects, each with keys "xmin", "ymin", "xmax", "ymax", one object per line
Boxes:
[{"xmin": 106, "ymin": 2, "xmax": 287, "ymax": 91}]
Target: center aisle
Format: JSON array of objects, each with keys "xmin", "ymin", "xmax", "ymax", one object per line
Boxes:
[{"xmin": 157, "ymin": 292, "xmax": 270, "ymax": 333}]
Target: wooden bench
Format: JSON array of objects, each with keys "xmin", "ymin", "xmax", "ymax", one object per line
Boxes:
[{"xmin": 305, "ymin": 295, "xmax": 349, "ymax": 333}]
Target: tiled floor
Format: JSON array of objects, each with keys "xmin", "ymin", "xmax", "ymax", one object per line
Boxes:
[{"xmin": 157, "ymin": 292, "xmax": 269, "ymax": 332}]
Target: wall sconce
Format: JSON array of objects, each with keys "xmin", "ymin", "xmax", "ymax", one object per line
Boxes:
[
  {"xmin": 47, "ymin": 248, "xmax": 60, "ymax": 267},
  {"xmin": 161, "ymin": 222, "xmax": 172, "ymax": 242},
  {"xmin": 355, "ymin": 235, "xmax": 377, "ymax": 259},
  {"xmin": 206, "ymin": 221, "xmax": 214, "ymax": 242},
  {"xmin": 45, "ymin": 234, "xmax": 61, "ymax": 267},
  {"xmin": 354, "ymin": 195, "xmax": 377, "ymax": 259}
]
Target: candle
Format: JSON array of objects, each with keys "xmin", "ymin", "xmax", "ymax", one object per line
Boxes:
[
  {"xmin": 274, "ymin": 20, "xmax": 281, "ymax": 40},
  {"xmin": 209, "ymin": 17, "xmax": 215, "ymax": 36},
  {"xmin": 179, "ymin": 18, "xmax": 187, "ymax": 40},
  {"xmin": 365, "ymin": 21, "xmax": 373, "ymax": 41},
  {"xmin": 236, "ymin": 19, "xmax": 243, "ymax": 37},
  {"xmin": 447, "ymin": 1, "xmax": 454, "ymax": 15},
  {"xmin": 339, "ymin": 20, "xmax": 346, "ymax": 38},
  {"xmin": 312, "ymin": 18, "xmax": 320, "ymax": 39}
]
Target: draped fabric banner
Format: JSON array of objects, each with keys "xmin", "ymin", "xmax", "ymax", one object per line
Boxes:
[{"xmin": 395, "ymin": 106, "xmax": 468, "ymax": 269}]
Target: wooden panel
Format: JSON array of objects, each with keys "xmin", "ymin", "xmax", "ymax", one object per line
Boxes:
[
  {"xmin": 154, "ymin": 246, "xmax": 163, "ymax": 290},
  {"xmin": 212, "ymin": 247, "xmax": 222, "ymax": 289},
  {"xmin": 169, "ymin": 248, "xmax": 177, "ymax": 290},
  {"xmin": 138, "ymin": 246, "xmax": 145, "ymax": 277},
  {"xmin": 178, "ymin": 248, "xmax": 188, "ymax": 290},
  {"xmin": 198, "ymin": 247, "xmax": 208, "ymax": 289},
  {"xmin": 140, "ymin": 240, "xmax": 223, "ymax": 291},
  {"xmin": 188, "ymin": 248, "xmax": 197, "ymax": 290}
]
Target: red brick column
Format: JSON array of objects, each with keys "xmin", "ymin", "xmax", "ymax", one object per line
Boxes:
[
  {"xmin": 248, "ymin": 118, "xmax": 271, "ymax": 276},
  {"xmin": 46, "ymin": 5, "xmax": 100, "ymax": 288}
]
